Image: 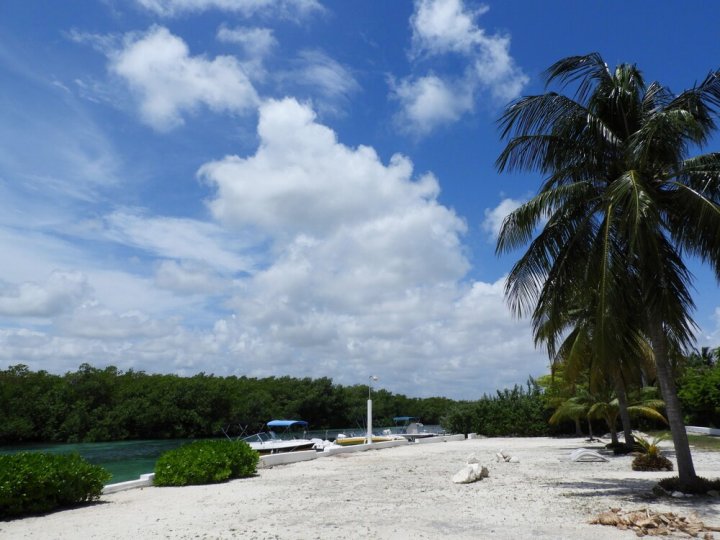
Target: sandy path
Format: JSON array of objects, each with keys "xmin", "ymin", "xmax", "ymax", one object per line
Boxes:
[{"xmin": 2, "ymin": 437, "xmax": 719, "ymax": 539}]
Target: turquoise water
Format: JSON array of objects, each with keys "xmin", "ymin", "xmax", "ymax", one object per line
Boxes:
[
  {"xmin": 0, "ymin": 439, "xmax": 192, "ymax": 484},
  {"xmin": 0, "ymin": 425, "xmax": 443, "ymax": 485}
]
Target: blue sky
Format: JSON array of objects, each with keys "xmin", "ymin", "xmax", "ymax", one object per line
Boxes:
[{"xmin": 1, "ymin": 0, "xmax": 719, "ymax": 399}]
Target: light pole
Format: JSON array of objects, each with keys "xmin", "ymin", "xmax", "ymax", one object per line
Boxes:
[{"xmin": 367, "ymin": 375, "xmax": 378, "ymax": 444}]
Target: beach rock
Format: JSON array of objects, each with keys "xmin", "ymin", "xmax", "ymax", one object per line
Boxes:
[
  {"xmin": 466, "ymin": 453, "xmax": 479, "ymax": 464},
  {"xmin": 452, "ymin": 463, "xmax": 489, "ymax": 484},
  {"xmin": 707, "ymin": 490, "xmax": 719, "ymax": 497},
  {"xmin": 671, "ymin": 491, "xmax": 686, "ymax": 498},
  {"xmin": 495, "ymin": 450, "xmax": 517, "ymax": 463}
]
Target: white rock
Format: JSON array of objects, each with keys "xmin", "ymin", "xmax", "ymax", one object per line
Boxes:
[
  {"xmin": 452, "ymin": 464, "xmax": 489, "ymax": 484},
  {"xmin": 508, "ymin": 456, "xmax": 520, "ymax": 463},
  {"xmin": 466, "ymin": 453, "xmax": 479, "ymax": 464},
  {"xmin": 671, "ymin": 491, "xmax": 685, "ymax": 498},
  {"xmin": 496, "ymin": 452, "xmax": 506, "ymax": 462}
]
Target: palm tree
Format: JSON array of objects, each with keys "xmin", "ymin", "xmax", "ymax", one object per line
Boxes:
[
  {"xmin": 535, "ymin": 289, "xmax": 653, "ymax": 448},
  {"xmin": 496, "ymin": 53, "xmax": 720, "ymax": 488}
]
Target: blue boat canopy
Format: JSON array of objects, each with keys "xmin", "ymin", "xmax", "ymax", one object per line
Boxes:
[
  {"xmin": 393, "ymin": 416, "xmax": 419, "ymax": 423},
  {"xmin": 267, "ymin": 420, "xmax": 308, "ymax": 428}
]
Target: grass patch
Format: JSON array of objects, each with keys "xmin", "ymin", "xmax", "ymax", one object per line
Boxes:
[{"xmin": 647, "ymin": 430, "xmax": 720, "ymax": 452}]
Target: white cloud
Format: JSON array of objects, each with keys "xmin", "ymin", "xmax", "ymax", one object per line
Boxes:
[
  {"xmin": 392, "ymin": 0, "xmax": 528, "ymax": 136},
  {"xmin": 101, "ymin": 209, "xmax": 255, "ymax": 273},
  {"xmin": 390, "ymin": 75, "xmax": 474, "ymax": 135},
  {"xmin": 287, "ymin": 50, "xmax": 360, "ymax": 116},
  {"xmin": 110, "ymin": 26, "xmax": 259, "ymax": 131},
  {"xmin": 200, "ymin": 98, "xmax": 444, "ymax": 238},
  {"xmin": 135, "ymin": 0, "xmax": 324, "ymax": 18},
  {"xmin": 482, "ymin": 197, "xmax": 524, "ymax": 239},
  {"xmin": 217, "ymin": 25, "xmax": 277, "ymax": 59},
  {"xmin": 0, "ymin": 99, "xmax": 547, "ymax": 399},
  {"xmin": 154, "ymin": 259, "xmax": 229, "ymax": 295},
  {"xmin": 0, "ymin": 271, "xmax": 89, "ymax": 317},
  {"xmin": 195, "ymin": 98, "xmax": 545, "ymax": 397},
  {"xmin": 410, "ymin": 0, "xmax": 490, "ymax": 56},
  {"xmin": 55, "ymin": 301, "xmax": 180, "ymax": 339}
]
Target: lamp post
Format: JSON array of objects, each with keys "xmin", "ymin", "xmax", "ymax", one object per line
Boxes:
[{"xmin": 367, "ymin": 375, "xmax": 378, "ymax": 444}]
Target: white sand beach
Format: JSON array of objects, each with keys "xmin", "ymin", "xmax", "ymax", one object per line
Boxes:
[{"xmin": 2, "ymin": 437, "xmax": 719, "ymax": 540}]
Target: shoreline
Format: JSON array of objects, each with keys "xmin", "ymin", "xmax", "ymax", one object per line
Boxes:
[{"xmin": 2, "ymin": 437, "xmax": 719, "ymax": 539}]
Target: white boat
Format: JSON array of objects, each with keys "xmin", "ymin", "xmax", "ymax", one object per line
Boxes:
[
  {"xmin": 238, "ymin": 420, "xmax": 318, "ymax": 454},
  {"xmin": 391, "ymin": 416, "xmax": 440, "ymax": 441}
]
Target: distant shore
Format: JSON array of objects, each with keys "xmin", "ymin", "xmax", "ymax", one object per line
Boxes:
[{"xmin": 2, "ymin": 437, "xmax": 719, "ymax": 539}]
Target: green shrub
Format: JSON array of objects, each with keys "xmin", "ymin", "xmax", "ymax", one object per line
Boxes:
[
  {"xmin": 153, "ymin": 439, "xmax": 258, "ymax": 486},
  {"xmin": 442, "ymin": 379, "xmax": 552, "ymax": 437},
  {"xmin": 0, "ymin": 452, "xmax": 111, "ymax": 519},
  {"xmin": 658, "ymin": 475, "xmax": 720, "ymax": 495}
]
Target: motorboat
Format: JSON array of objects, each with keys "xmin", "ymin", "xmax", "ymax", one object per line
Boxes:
[
  {"xmin": 391, "ymin": 416, "xmax": 440, "ymax": 442},
  {"xmin": 232, "ymin": 420, "xmax": 317, "ymax": 454}
]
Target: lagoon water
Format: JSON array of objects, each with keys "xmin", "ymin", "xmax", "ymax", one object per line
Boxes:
[
  {"xmin": 0, "ymin": 439, "xmax": 191, "ymax": 484},
  {"xmin": 0, "ymin": 425, "xmax": 443, "ymax": 484}
]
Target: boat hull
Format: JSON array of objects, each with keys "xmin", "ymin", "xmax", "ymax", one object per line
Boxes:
[
  {"xmin": 334, "ymin": 436, "xmax": 398, "ymax": 446},
  {"xmin": 248, "ymin": 440, "xmax": 317, "ymax": 454}
]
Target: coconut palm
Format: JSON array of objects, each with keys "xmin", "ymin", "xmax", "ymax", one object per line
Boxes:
[
  {"xmin": 535, "ymin": 288, "xmax": 653, "ymax": 448},
  {"xmin": 496, "ymin": 53, "xmax": 720, "ymax": 488},
  {"xmin": 586, "ymin": 385, "xmax": 667, "ymax": 446}
]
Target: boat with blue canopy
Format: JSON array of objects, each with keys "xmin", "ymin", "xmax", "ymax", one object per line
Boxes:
[{"xmin": 237, "ymin": 419, "xmax": 317, "ymax": 454}]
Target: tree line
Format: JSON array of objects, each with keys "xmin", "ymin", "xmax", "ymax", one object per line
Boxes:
[
  {"xmin": 0, "ymin": 363, "xmax": 455, "ymax": 444},
  {"xmin": 3, "ymin": 350, "xmax": 717, "ymax": 445}
]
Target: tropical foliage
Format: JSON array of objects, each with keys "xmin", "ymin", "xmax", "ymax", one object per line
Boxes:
[
  {"xmin": 443, "ymin": 379, "xmax": 552, "ymax": 437},
  {"xmin": 678, "ymin": 351, "xmax": 720, "ymax": 427},
  {"xmin": 496, "ymin": 52, "xmax": 720, "ymax": 488},
  {"xmin": 0, "ymin": 452, "xmax": 110, "ymax": 518},
  {"xmin": 153, "ymin": 440, "xmax": 258, "ymax": 486},
  {"xmin": 0, "ymin": 363, "xmax": 455, "ymax": 444}
]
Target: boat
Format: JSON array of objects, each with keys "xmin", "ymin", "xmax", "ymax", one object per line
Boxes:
[
  {"xmin": 333, "ymin": 434, "xmax": 403, "ymax": 446},
  {"xmin": 232, "ymin": 420, "xmax": 318, "ymax": 454},
  {"xmin": 391, "ymin": 416, "xmax": 440, "ymax": 442}
]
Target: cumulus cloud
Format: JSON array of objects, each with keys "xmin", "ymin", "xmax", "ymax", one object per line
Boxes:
[
  {"xmin": 0, "ymin": 98, "xmax": 547, "ymax": 398},
  {"xmin": 410, "ymin": 0, "xmax": 490, "ymax": 55},
  {"xmin": 482, "ymin": 197, "xmax": 524, "ymax": 239},
  {"xmin": 200, "ymin": 98, "xmax": 447, "ymax": 239},
  {"xmin": 0, "ymin": 271, "xmax": 89, "ymax": 317},
  {"xmin": 195, "ymin": 98, "xmax": 544, "ymax": 397},
  {"xmin": 135, "ymin": 0, "xmax": 324, "ymax": 18},
  {"xmin": 110, "ymin": 26, "xmax": 259, "ymax": 131},
  {"xmin": 392, "ymin": 0, "xmax": 528, "ymax": 135},
  {"xmin": 390, "ymin": 74, "xmax": 474, "ymax": 136}
]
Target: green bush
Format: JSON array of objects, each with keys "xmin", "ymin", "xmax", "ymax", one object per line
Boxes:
[
  {"xmin": 0, "ymin": 452, "xmax": 111, "ymax": 518},
  {"xmin": 153, "ymin": 439, "xmax": 258, "ymax": 486},
  {"xmin": 442, "ymin": 380, "xmax": 553, "ymax": 437}
]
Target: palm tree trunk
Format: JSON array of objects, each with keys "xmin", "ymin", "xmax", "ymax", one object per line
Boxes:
[
  {"xmin": 587, "ymin": 418, "xmax": 594, "ymax": 440},
  {"xmin": 574, "ymin": 417, "xmax": 583, "ymax": 436},
  {"xmin": 607, "ymin": 415, "xmax": 618, "ymax": 446},
  {"xmin": 649, "ymin": 318, "xmax": 697, "ymax": 488},
  {"xmin": 614, "ymin": 374, "xmax": 634, "ymax": 447}
]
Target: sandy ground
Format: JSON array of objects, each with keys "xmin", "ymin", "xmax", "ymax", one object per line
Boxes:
[{"xmin": 2, "ymin": 437, "xmax": 719, "ymax": 540}]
